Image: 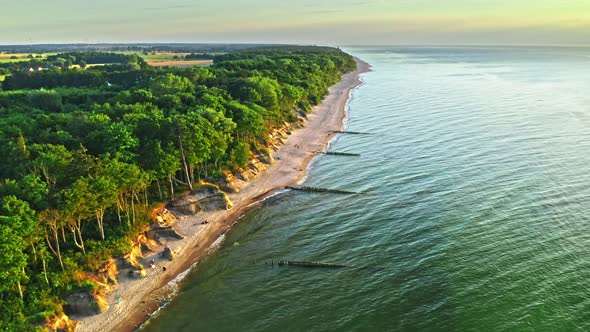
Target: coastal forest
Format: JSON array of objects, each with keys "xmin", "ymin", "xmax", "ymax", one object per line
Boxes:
[{"xmin": 0, "ymin": 46, "xmax": 355, "ymax": 330}]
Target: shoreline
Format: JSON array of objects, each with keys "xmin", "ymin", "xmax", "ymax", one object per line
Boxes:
[{"xmin": 76, "ymin": 57, "xmax": 370, "ymax": 332}]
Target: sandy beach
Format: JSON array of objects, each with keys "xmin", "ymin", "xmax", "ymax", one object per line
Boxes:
[{"xmin": 76, "ymin": 57, "xmax": 370, "ymax": 332}]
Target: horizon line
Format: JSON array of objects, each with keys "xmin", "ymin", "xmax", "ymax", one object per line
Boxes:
[{"xmin": 0, "ymin": 42, "xmax": 589, "ymax": 49}]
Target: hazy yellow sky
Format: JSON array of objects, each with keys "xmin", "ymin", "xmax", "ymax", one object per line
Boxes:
[{"xmin": 1, "ymin": 0, "xmax": 589, "ymax": 45}]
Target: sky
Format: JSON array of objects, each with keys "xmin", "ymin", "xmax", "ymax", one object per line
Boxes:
[{"xmin": 1, "ymin": 0, "xmax": 589, "ymax": 46}]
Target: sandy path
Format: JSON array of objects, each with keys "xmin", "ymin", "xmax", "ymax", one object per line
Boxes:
[{"xmin": 76, "ymin": 58, "xmax": 370, "ymax": 332}]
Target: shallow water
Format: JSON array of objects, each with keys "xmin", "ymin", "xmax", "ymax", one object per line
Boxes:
[{"xmin": 144, "ymin": 46, "xmax": 590, "ymax": 331}]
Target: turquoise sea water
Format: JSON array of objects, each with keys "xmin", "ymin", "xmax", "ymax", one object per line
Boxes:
[{"xmin": 144, "ymin": 47, "xmax": 590, "ymax": 331}]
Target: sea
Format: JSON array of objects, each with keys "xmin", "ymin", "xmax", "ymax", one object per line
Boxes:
[{"xmin": 143, "ymin": 46, "xmax": 590, "ymax": 331}]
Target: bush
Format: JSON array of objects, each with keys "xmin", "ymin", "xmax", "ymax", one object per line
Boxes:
[
  {"xmin": 81, "ymin": 280, "xmax": 99, "ymax": 292},
  {"xmin": 229, "ymin": 142, "xmax": 251, "ymax": 169},
  {"xmin": 84, "ymin": 241, "xmax": 113, "ymax": 271}
]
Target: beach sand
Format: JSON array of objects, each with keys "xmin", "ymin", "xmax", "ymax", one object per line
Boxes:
[{"xmin": 76, "ymin": 57, "xmax": 370, "ymax": 332}]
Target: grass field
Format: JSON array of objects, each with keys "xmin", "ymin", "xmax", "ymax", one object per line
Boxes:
[
  {"xmin": 0, "ymin": 52, "xmax": 57, "ymax": 63},
  {"xmin": 145, "ymin": 59, "xmax": 213, "ymax": 67},
  {"xmin": 141, "ymin": 52, "xmax": 192, "ymax": 61},
  {"xmin": 0, "ymin": 51, "xmax": 189, "ymax": 63},
  {"xmin": 118, "ymin": 51, "xmax": 193, "ymax": 61},
  {"xmin": 0, "ymin": 51, "xmax": 213, "ymax": 68},
  {"xmin": 119, "ymin": 51, "xmax": 215, "ymax": 67},
  {"xmin": 69, "ymin": 63, "xmax": 107, "ymax": 69}
]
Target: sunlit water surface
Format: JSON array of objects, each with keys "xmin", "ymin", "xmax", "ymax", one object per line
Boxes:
[{"xmin": 144, "ymin": 46, "xmax": 590, "ymax": 331}]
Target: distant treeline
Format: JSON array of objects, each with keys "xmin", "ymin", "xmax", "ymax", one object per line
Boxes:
[
  {"xmin": 0, "ymin": 43, "xmax": 282, "ymax": 54},
  {"xmin": 185, "ymin": 53, "xmax": 215, "ymax": 59},
  {"xmin": 0, "ymin": 46, "xmax": 355, "ymax": 330}
]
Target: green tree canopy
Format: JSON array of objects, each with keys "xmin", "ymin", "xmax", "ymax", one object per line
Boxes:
[{"xmin": 149, "ymin": 73, "xmax": 195, "ymax": 96}]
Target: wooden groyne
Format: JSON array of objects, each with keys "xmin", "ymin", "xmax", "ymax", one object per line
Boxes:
[
  {"xmin": 286, "ymin": 186, "xmax": 358, "ymax": 195},
  {"xmin": 320, "ymin": 151, "xmax": 361, "ymax": 157},
  {"xmin": 330, "ymin": 130, "xmax": 372, "ymax": 135},
  {"xmin": 263, "ymin": 260, "xmax": 348, "ymax": 269}
]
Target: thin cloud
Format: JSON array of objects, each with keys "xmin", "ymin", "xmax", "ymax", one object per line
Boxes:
[{"xmin": 142, "ymin": 4, "xmax": 193, "ymax": 11}]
